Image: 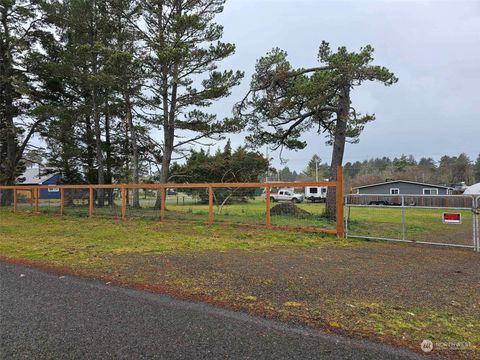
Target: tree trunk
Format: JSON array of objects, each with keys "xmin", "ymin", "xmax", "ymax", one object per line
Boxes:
[
  {"xmin": 92, "ymin": 86, "xmax": 105, "ymax": 207},
  {"xmin": 325, "ymin": 85, "xmax": 350, "ymax": 220},
  {"xmin": 154, "ymin": 71, "xmax": 176, "ymax": 209},
  {"xmin": 125, "ymin": 94, "xmax": 140, "ymax": 208},
  {"xmin": 84, "ymin": 115, "xmax": 96, "ymax": 183},
  {"xmin": 105, "ymin": 98, "xmax": 114, "ymax": 206}
]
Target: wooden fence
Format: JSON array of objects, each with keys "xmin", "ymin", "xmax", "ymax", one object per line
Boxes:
[{"xmin": 0, "ymin": 167, "xmax": 344, "ymax": 237}]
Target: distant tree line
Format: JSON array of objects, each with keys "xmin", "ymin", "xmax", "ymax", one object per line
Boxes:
[{"xmin": 274, "ymin": 153, "xmax": 480, "ymax": 189}]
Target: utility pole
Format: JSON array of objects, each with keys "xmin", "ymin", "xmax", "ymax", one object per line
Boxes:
[{"xmin": 315, "ymin": 160, "xmax": 319, "ymax": 182}]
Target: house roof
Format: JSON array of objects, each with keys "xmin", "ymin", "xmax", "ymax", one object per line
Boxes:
[
  {"xmin": 17, "ymin": 168, "xmax": 60, "ymax": 185},
  {"xmin": 464, "ymin": 183, "xmax": 480, "ymax": 195},
  {"xmin": 353, "ymin": 180, "xmax": 453, "ymax": 190}
]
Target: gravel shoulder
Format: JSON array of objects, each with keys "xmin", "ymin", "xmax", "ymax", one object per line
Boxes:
[{"xmin": 0, "ymin": 261, "xmax": 423, "ymax": 360}]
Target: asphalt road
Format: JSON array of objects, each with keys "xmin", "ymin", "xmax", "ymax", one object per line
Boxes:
[{"xmin": 0, "ymin": 262, "xmax": 423, "ymax": 359}]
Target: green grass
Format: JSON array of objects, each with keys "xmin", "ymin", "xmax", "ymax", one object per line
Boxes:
[
  {"xmin": 12, "ymin": 196, "xmax": 474, "ymax": 246},
  {"xmin": 0, "ymin": 210, "xmax": 348, "ymax": 266},
  {"xmin": 15, "ymin": 196, "xmax": 337, "ymax": 228},
  {"xmin": 347, "ymin": 207, "xmax": 473, "ymax": 244}
]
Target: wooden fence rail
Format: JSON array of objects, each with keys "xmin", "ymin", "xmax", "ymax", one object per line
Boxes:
[{"xmin": 0, "ymin": 167, "xmax": 345, "ymax": 237}]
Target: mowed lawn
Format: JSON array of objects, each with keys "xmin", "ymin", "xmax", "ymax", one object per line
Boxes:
[{"xmin": 1, "ymin": 210, "xmax": 479, "ymax": 358}]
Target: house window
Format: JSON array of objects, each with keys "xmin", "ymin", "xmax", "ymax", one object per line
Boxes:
[
  {"xmin": 423, "ymin": 188, "xmax": 438, "ymax": 195},
  {"xmin": 390, "ymin": 188, "xmax": 400, "ymax": 195},
  {"xmin": 47, "ymin": 187, "xmax": 59, "ymax": 193}
]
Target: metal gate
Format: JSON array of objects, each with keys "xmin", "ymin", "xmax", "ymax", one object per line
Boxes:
[{"xmin": 345, "ymin": 194, "xmax": 479, "ymax": 252}]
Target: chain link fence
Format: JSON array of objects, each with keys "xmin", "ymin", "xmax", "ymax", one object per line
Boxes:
[{"xmin": 346, "ymin": 194, "xmax": 479, "ymax": 251}]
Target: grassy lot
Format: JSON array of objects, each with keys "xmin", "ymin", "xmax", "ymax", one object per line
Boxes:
[
  {"xmin": 0, "ymin": 210, "xmax": 479, "ymax": 357},
  {"xmin": 15, "ymin": 196, "xmax": 337, "ymax": 228},
  {"xmin": 14, "ymin": 194, "xmax": 475, "ymax": 247}
]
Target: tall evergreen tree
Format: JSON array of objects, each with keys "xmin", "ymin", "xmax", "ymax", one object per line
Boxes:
[
  {"xmin": 0, "ymin": 0, "xmax": 49, "ymax": 190},
  {"xmin": 139, "ymin": 0, "xmax": 244, "ymax": 189},
  {"xmin": 235, "ymin": 42, "xmax": 397, "ymax": 219}
]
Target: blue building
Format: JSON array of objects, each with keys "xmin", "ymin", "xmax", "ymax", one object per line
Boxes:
[
  {"xmin": 18, "ymin": 168, "xmax": 63, "ymax": 199},
  {"xmin": 353, "ymin": 180, "xmax": 453, "ymax": 195}
]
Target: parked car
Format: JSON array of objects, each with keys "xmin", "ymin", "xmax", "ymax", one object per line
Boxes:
[
  {"xmin": 268, "ymin": 188, "xmax": 304, "ymax": 203},
  {"xmin": 305, "ymin": 186, "xmax": 327, "ymax": 203},
  {"xmin": 368, "ymin": 200, "xmax": 402, "ymax": 206}
]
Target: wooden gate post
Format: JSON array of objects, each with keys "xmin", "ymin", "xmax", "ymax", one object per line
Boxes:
[
  {"xmin": 121, "ymin": 187, "xmax": 126, "ymax": 220},
  {"xmin": 13, "ymin": 189, "xmax": 17, "ymax": 212},
  {"xmin": 265, "ymin": 186, "xmax": 271, "ymax": 227},
  {"xmin": 160, "ymin": 187, "xmax": 165, "ymax": 221},
  {"xmin": 89, "ymin": 187, "xmax": 94, "ymax": 217},
  {"xmin": 60, "ymin": 188, "xmax": 64, "ymax": 215},
  {"xmin": 208, "ymin": 186, "xmax": 213, "ymax": 225},
  {"xmin": 35, "ymin": 187, "xmax": 40, "ymax": 213},
  {"xmin": 336, "ymin": 166, "xmax": 345, "ymax": 238}
]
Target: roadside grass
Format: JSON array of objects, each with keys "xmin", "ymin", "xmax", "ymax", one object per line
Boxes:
[{"xmin": 0, "ymin": 210, "xmax": 346, "ymax": 266}]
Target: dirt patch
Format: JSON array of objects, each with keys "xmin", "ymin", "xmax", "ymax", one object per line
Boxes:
[
  {"xmin": 270, "ymin": 202, "xmax": 311, "ymax": 217},
  {"xmin": 103, "ymin": 243, "xmax": 480, "ymax": 358}
]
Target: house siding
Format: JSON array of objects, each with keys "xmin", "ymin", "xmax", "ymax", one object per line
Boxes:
[
  {"xmin": 357, "ymin": 182, "xmax": 450, "ymax": 195},
  {"xmin": 40, "ymin": 174, "xmax": 62, "ymax": 199}
]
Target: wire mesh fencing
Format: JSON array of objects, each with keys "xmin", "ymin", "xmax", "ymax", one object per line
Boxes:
[
  {"xmin": 92, "ymin": 188, "xmax": 121, "ymax": 219},
  {"xmin": 63, "ymin": 188, "xmax": 90, "ymax": 217},
  {"xmin": 163, "ymin": 186, "xmax": 209, "ymax": 223},
  {"xmin": 212, "ymin": 186, "xmax": 264, "ymax": 226},
  {"xmin": 15, "ymin": 188, "xmax": 35, "ymax": 213},
  {"xmin": 0, "ymin": 176, "xmax": 344, "ymax": 237},
  {"xmin": 346, "ymin": 194, "xmax": 478, "ymax": 251},
  {"xmin": 268, "ymin": 186, "xmax": 336, "ymax": 232},
  {"xmin": 124, "ymin": 188, "xmax": 160, "ymax": 220}
]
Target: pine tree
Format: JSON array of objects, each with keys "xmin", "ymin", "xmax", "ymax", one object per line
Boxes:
[
  {"xmin": 0, "ymin": 0, "xmax": 49, "ymax": 191},
  {"xmin": 140, "ymin": 0, "xmax": 244, "ymax": 188}
]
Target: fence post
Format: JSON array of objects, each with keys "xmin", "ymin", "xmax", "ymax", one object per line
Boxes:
[
  {"xmin": 35, "ymin": 187, "xmax": 40, "ymax": 213},
  {"xmin": 121, "ymin": 187, "xmax": 126, "ymax": 220},
  {"xmin": 89, "ymin": 187, "xmax": 94, "ymax": 217},
  {"xmin": 30, "ymin": 188, "xmax": 34, "ymax": 208},
  {"xmin": 60, "ymin": 188, "xmax": 64, "ymax": 215},
  {"xmin": 13, "ymin": 188, "xmax": 17, "ymax": 212},
  {"xmin": 265, "ymin": 186, "xmax": 271, "ymax": 227},
  {"xmin": 336, "ymin": 166, "xmax": 344, "ymax": 238},
  {"xmin": 208, "ymin": 186, "xmax": 213, "ymax": 225},
  {"xmin": 160, "ymin": 187, "xmax": 165, "ymax": 221},
  {"xmin": 401, "ymin": 195, "xmax": 406, "ymax": 241}
]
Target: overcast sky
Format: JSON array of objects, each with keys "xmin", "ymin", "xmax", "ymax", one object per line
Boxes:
[{"xmin": 209, "ymin": 0, "xmax": 480, "ymax": 172}]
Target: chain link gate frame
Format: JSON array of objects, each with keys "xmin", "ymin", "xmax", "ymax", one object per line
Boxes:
[
  {"xmin": 345, "ymin": 194, "xmax": 479, "ymax": 252},
  {"xmin": 475, "ymin": 196, "xmax": 480, "ymax": 252}
]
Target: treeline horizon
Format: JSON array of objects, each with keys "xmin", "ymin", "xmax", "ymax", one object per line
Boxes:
[{"xmin": 273, "ymin": 153, "xmax": 480, "ymax": 188}]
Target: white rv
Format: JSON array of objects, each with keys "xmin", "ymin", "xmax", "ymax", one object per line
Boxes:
[{"xmin": 304, "ymin": 186, "xmax": 328, "ymax": 203}]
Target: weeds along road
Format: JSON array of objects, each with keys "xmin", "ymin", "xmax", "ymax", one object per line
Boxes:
[{"xmin": 0, "ymin": 262, "xmax": 423, "ymax": 360}]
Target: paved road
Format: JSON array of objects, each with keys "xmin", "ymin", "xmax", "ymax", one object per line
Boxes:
[{"xmin": 0, "ymin": 262, "xmax": 423, "ymax": 359}]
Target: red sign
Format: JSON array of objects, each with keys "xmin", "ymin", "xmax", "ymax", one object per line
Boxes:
[{"xmin": 443, "ymin": 213, "xmax": 462, "ymax": 224}]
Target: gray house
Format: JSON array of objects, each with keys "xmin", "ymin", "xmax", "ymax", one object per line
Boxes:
[{"xmin": 353, "ymin": 180, "xmax": 453, "ymax": 195}]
